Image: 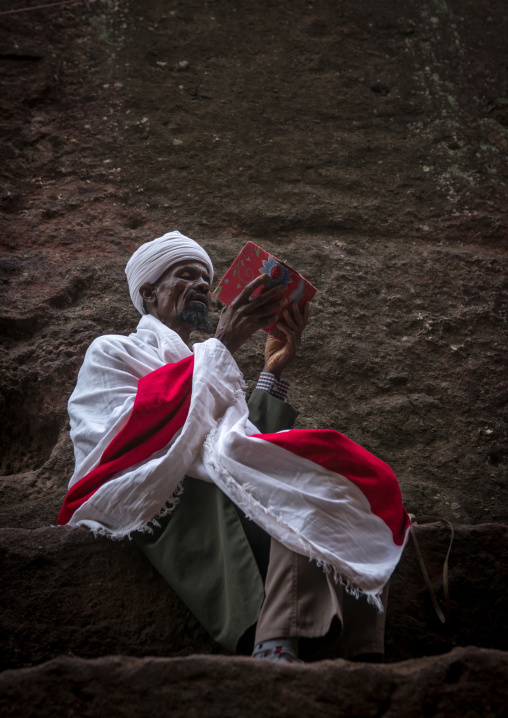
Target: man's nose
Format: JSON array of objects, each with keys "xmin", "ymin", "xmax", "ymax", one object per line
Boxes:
[{"xmin": 195, "ymin": 275, "xmax": 210, "ymax": 292}]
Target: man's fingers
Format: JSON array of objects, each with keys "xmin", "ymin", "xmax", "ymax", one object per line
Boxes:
[
  {"xmin": 256, "ymin": 300, "xmax": 287, "ymax": 326},
  {"xmin": 225, "ymin": 274, "xmax": 311, "ymax": 340},
  {"xmin": 235, "ymin": 298, "xmax": 286, "ymax": 331},
  {"xmin": 283, "ymin": 306, "xmax": 300, "ymax": 333},
  {"xmin": 288, "ymin": 300, "xmax": 310, "ymax": 330},
  {"xmin": 235, "ymin": 275, "xmax": 287, "ymax": 311},
  {"xmin": 249, "ymin": 293, "xmax": 288, "ymax": 322},
  {"xmin": 275, "ymin": 321, "xmax": 291, "ymax": 340},
  {"xmin": 273, "ymin": 323, "xmax": 288, "ymax": 341},
  {"xmin": 251, "ymin": 283, "xmax": 286, "ymax": 308},
  {"xmin": 277, "ymin": 312, "xmax": 299, "ymax": 340},
  {"xmin": 292, "ymin": 300, "xmax": 312, "ymax": 330},
  {"xmin": 236, "ymin": 273, "xmax": 269, "ymax": 303}
]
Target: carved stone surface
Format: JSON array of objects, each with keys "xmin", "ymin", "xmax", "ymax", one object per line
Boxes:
[
  {"xmin": 0, "ymin": 0, "xmax": 507, "ymax": 529},
  {"xmin": 1, "ymin": 648, "xmax": 507, "ymax": 718},
  {"xmin": 0, "ymin": 0, "xmax": 506, "ymax": 712}
]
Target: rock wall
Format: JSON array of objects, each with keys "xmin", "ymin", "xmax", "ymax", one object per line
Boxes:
[
  {"xmin": 1, "ymin": 523, "xmax": 506, "ymax": 671},
  {"xmin": 1, "ymin": 0, "xmax": 507, "ymax": 526},
  {"xmin": 1, "ymin": 648, "xmax": 507, "ymax": 718}
]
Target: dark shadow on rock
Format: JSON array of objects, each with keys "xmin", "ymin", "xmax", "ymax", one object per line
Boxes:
[
  {"xmin": 0, "ymin": 647, "xmax": 507, "ymax": 718},
  {"xmin": 0, "ymin": 523, "xmax": 506, "ymax": 671}
]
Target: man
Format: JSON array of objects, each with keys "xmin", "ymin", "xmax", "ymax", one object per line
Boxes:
[{"xmin": 58, "ymin": 230, "xmax": 409, "ymax": 663}]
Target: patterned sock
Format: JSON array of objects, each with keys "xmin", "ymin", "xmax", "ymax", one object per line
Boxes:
[{"xmin": 252, "ymin": 637, "xmax": 300, "ymax": 662}]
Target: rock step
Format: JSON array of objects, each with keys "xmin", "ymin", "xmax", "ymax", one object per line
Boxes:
[
  {"xmin": 1, "ymin": 648, "xmax": 507, "ymax": 718},
  {"xmin": 0, "ymin": 524, "xmax": 506, "ymax": 671}
]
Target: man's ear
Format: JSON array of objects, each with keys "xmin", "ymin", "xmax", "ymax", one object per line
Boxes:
[{"xmin": 139, "ymin": 282, "xmax": 157, "ymax": 311}]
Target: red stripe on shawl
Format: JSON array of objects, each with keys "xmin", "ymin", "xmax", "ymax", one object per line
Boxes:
[
  {"xmin": 253, "ymin": 429, "xmax": 410, "ymax": 546},
  {"xmin": 57, "ymin": 355, "xmax": 195, "ymax": 526}
]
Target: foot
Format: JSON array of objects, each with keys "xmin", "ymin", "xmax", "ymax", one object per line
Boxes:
[
  {"xmin": 251, "ymin": 638, "xmax": 303, "ymax": 663},
  {"xmin": 252, "ymin": 645, "xmax": 303, "ymax": 663}
]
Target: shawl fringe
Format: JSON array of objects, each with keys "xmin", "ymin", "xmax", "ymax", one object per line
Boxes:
[{"xmin": 83, "ymin": 481, "xmax": 186, "ymax": 541}]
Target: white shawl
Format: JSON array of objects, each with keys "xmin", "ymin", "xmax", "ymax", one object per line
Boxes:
[{"xmin": 66, "ymin": 314, "xmax": 409, "ymax": 605}]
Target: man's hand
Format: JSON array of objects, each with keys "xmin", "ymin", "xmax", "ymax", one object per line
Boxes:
[
  {"xmin": 263, "ymin": 300, "xmax": 310, "ymax": 380},
  {"xmin": 215, "ymin": 275, "xmax": 288, "ymax": 355}
]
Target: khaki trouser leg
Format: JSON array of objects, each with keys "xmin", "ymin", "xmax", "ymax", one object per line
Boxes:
[
  {"xmin": 336, "ymin": 582, "xmax": 389, "ymax": 658},
  {"xmin": 255, "ymin": 539, "xmax": 388, "ymax": 659}
]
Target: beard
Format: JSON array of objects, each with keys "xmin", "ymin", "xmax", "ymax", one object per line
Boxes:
[{"xmin": 177, "ymin": 302, "xmax": 211, "ymax": 331}]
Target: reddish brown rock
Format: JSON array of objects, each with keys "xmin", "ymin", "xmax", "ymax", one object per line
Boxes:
[
  {"xmin": 0, "ymin": 0, "xmax": 507, "ymax": 531},
  {"xmin": 0, "ymin": 0, "xmax": 507, "ymax": 710},
  {"xmin": 0, "ymin": 525, "xmax": 219, "ymax": 672},
  {"xmin": 385, "ymin": 522, "xmax": 508, "ymax": 662},
  {"xmin": 0, "ymin": 647, "xmax": 507, "ymax": 718}
]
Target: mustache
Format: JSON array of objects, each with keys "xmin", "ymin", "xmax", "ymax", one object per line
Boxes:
[{"xmin": 188, "ymin": 289, "xmax": 210, "ymax": 307}]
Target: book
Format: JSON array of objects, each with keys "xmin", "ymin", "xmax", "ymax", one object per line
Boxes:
[{"xmin": 213, "ymin": 241, "xmax": 317, "ymax": 340}]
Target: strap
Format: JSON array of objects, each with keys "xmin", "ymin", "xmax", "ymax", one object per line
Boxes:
[{"xmin": 408, "ymin": 514, "xmax": 455, "ymax": 624}]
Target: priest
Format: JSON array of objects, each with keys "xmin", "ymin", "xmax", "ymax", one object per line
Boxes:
[{"xmin": 58, "ymin": 230, "xmax": 409, "ymax": 663}]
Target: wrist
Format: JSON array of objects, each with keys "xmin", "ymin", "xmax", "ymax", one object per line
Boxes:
[
  {"xmin": 263, "ymin": 363, "xmax": 282, "ymax": 381},
  {"xmin": 257, "ymin": 370, "xmax": 290, "ymax": 401},
  {"xmin": 215, "ymin": 333, "xmax": 237, "ymax": 355}
]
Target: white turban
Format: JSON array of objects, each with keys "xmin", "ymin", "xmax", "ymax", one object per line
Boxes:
[{"xmin": 125, "ymin": 230, "xmax": 214, "ymax": 315}]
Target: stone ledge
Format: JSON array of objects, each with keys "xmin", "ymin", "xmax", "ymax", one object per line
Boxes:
[
  {"xmin": 0, "ymin": 523, "xmax": 506, "ymax": 669},
  {"xmin": 0, "ymin": 647, "xmax": 507, "ymax": 717}
]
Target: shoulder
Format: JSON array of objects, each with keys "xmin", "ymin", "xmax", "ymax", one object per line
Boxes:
[
  {"xmin": 86, "ymin": 334, "xmax": 133, "ymax": 356},
  {"xmin": 81, "ymin": 327, "xmax": 165, "ymax": 377},
  {"xmin": 87, "ymin": 333, "xmax": 135, "ymax": 356},
  {"xmin": 72, "ymin": 332, "xmax": 145, "ymax": 402},
  {"xmin": 82, "ymin": 333, "xmax": 142, "ymax": 371}
]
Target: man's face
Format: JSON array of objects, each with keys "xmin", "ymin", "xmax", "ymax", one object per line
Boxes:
[{"xmin": 149, "ymin": 260, "xmax": 212, "ymax": 332}]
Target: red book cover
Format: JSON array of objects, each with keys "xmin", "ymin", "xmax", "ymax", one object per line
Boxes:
[{"xmin": 213, "ymin": 241, "xmax": 317, "ymax": 340}]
